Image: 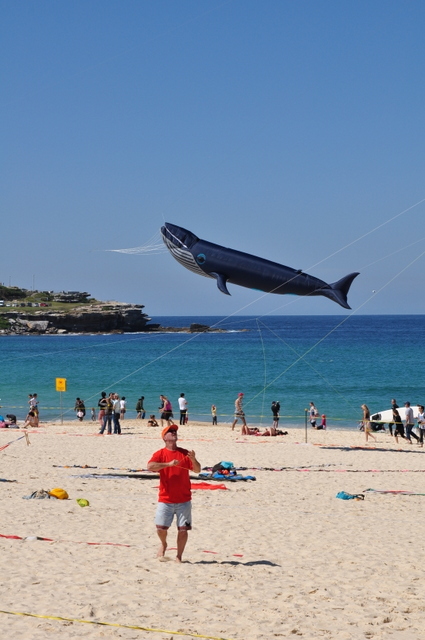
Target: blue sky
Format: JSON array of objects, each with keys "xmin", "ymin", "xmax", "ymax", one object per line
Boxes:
[{"xmin": 2, "ymin": 0, "xmax": 425, "ymax": 317}]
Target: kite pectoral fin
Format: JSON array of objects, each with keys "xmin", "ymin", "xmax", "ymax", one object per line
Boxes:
[{"xmin": 210, "ymin": 272, "xmax": 231, "ymax": 295}]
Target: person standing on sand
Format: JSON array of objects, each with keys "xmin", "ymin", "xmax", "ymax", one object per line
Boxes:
[
  {"xmin": 271, "ymin": 401, "xmax": 280, "ymax": 430},
  {"xmin": 404, "ymin": 401, "xmax": 419, "ymax": 444},
  {"xmin": 392, "ymin": 407, "xmax": 404, "ymax": 442},
  {"xmin": 29, "ymin": 393, "xmax": 39, "ymax": 420},
  {"xmin": 159, "ymin": 395, "xmax": 173, "ymax": 427},
  {"xmin": 112, "ymin": 393, "xmax": 121, "ymax": 434},
  {"xmin": 231, "ymin": 393, "xmax": 249, "ymax": 434},
  {"xmin": 178, "ymin": 393, "xmax": 188, "ymax": 425},
  {"xmin": 361, "ymin": 404, "xmax": 376, "ymax": 443},
  {"xmin": 147, "ymin": 424, "xmax": 201, "ymax": 562},
  {"xmin": 417, "ymin": 405, "xmax": 425, "ymax": 447},
  {"xmin": 388, "ymin": 398, "xmax": 399, "ymax": 436},
  {"xmin": 136, "ymin": 396, "xmax": 145, "ymax": 419},
  {"xmin": 120, "ymin": 396, "xmax": 127, "ymax": 419},
  {"xmin": 309, "ymin": 402, "xmax": 318, "ymax": 428},
  {"xmin": 99, "ymin": 393, "xmax": 113, "ymax": 435},
  {"xmin": 74, "ymin": 397, "xmax": 86, "ymax": 421},
  {"xmin": 211, "ymin": 404, "xmax": 217, "ymax": 425},
  {"xmin": 98, "ymin": 392, "xmax": 107, "ymax": 424}
]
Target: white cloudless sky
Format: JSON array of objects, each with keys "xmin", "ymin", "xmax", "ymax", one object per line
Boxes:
[{"xmin": 1, "ymin": 0, "xmax": 425, "ymax": 317}]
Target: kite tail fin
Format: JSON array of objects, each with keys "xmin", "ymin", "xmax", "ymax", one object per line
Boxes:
[{"xmin": 323, "ymin": 272, "xmax": 360, "ymax": 309}]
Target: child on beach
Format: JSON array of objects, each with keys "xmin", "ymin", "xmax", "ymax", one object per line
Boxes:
[
  {"xmin": 148, "ymin": 415, "xmax": 159, "ymax": 427},
  {"xmin": 91, "ymin": 408, "xmax": 96, "ymax": 421}
]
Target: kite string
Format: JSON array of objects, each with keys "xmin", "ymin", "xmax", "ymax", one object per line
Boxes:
[
  {"xmin": 308, "ymin": 196, "xmax": 425, "ymax": 270},
  {"xmin": 256, "ymin": 319, "xmax": 267, "ymax": 427},
  {"xmin": 70, "ymin": 245, "xmax": 425, "ymax": 420},
  {"xmin": 23, "ymin": 196, "xmax": 425, "ymax": 421},
  {"xmin": 256, "ymin": 319, "xmax": 359, "ymax": 414},
  {"xmin": 243, "ymin": 248, "xmax": 425, "ymax": 408}
]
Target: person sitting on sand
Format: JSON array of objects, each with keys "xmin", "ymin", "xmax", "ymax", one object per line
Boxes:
[
  {"xmin": 23, "ymin": 411, "xmax": 38, "ymax": 429},
  {"xmin": 148, "ymin": 415, "xmax": 159, "ymax": 427},
  {"xmin": 5, "ymin": 414, "xmax": 19, "ymax": 428},
  {"xmin": 314, "ymin": 414, "xmax": 327, "ymax": 430}
]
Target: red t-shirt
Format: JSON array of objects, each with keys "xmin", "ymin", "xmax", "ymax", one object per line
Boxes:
[{"xmin": 148, "ymin": 446, "xmax": 193, "ymax": 504}]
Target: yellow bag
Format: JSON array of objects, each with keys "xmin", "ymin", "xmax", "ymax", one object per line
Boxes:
[{"xmin": 49, "ymin": 487, "xmax": 69, "ymax": 500}]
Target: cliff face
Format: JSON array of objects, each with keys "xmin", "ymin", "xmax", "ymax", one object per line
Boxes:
[{"xmin": 3, "ymin": 303, "xmax": 157, "ymax": 334}]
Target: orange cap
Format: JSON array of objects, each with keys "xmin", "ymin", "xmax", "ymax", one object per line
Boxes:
[{"xmin": 161, "ymin": 424, "xmax": 178, "ymax": 439}]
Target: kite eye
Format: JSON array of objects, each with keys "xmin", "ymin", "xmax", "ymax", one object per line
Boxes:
[{"xmin": 196, "ymin": 253, "xmax": 206, "ymax": 265}]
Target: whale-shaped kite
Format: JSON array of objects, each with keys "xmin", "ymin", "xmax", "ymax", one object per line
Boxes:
[{"xmin": 161, "ymin": 223, "xmax": 359, "ymax": 309}]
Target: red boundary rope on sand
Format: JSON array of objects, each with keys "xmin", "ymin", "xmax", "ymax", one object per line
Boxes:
[
  {"xmin": 0, "ymin": 534, "xmax": 244, "ymax": 556},
  {"xmin": 0, "ymin": 434, "xmax": 27, "ymax": 452}
]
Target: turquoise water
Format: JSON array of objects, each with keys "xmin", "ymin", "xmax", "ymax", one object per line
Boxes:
[{"xmin": 0, "ymin": 315, "xmax": 423, "ymax": 428}]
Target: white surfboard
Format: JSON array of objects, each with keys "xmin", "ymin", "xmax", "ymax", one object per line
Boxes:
[{"xmin": 371, "ymin": 406, "xmax": 421, "ymax": 422}]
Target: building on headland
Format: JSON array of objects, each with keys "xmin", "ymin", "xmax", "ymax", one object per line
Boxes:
[{"xmin": 52, "ymin": 291, "xmax": 92, "ymax": 303}]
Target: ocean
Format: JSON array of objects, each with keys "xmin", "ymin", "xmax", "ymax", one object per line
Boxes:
[{"xmin": 0, "ymin": 315, "xmax": 423, "ymax": 428}]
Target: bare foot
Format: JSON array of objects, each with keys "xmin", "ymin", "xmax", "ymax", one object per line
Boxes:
[
  {"xmin": 175, "ymin": 556, "xmax": 183, "ymax": 563},
  {"xmin": 157, "ymin": 542, "xmax": 167, "ymax": 558}
]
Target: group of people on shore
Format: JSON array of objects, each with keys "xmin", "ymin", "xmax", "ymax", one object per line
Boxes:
[
  {"xmin": 361, "ymin": 399, "xmax": 425, "ymax": 446},
  {"xmin": 230, "ymin": 394, "xmax": 289, "ymax": 436},
  {"xmin": 95, "ymin": 392, "xmax": 191, "ymax": 434},
  {"xmin": 96, "ymin": 392, "xmax": 127, "ymax": 435}
]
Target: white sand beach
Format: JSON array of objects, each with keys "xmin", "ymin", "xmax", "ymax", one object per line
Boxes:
[{"xmin": 1, "ymin": 419, "xmax": 425, "ymax": 640}]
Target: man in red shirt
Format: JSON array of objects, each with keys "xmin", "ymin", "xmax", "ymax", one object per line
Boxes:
[{"xmin": 147, "ymin": 424, "xmax": 201, "ymax": 562}]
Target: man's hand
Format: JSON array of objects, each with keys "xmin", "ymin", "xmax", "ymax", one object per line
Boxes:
[
  {"xmin": 187, "ymin": 450, "xmax": 201, "ymax": 473},
  {"xmin": 168, "ymin": 459, "xmax": 180, "ymax": 467}
]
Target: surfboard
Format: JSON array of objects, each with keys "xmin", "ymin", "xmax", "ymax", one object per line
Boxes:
[{"xmin": 371, "ymin": 406, "xmax": 421, "ymax": 423}]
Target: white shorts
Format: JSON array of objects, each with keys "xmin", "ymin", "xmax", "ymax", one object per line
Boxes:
[{"xmin": 155, "ymin": 501, "xmax": 192, "ymax": 530}]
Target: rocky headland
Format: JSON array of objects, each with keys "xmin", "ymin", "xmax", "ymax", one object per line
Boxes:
[
  {"xmin": 1, "ymin": 305, "xmax": 227, "ymax": 335},
  {"xmin": 0, "ymin": 286, "xmax": 232, "ymax": 335}
]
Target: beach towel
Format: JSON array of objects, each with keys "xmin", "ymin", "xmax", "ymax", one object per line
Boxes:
[
  {"xmin": 336, "ymin": 491, "xmax": 364, "ymax": 500},
  {"xmin": 199, "ymin": 472, "xmax": 256, "ymax": 482}
]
